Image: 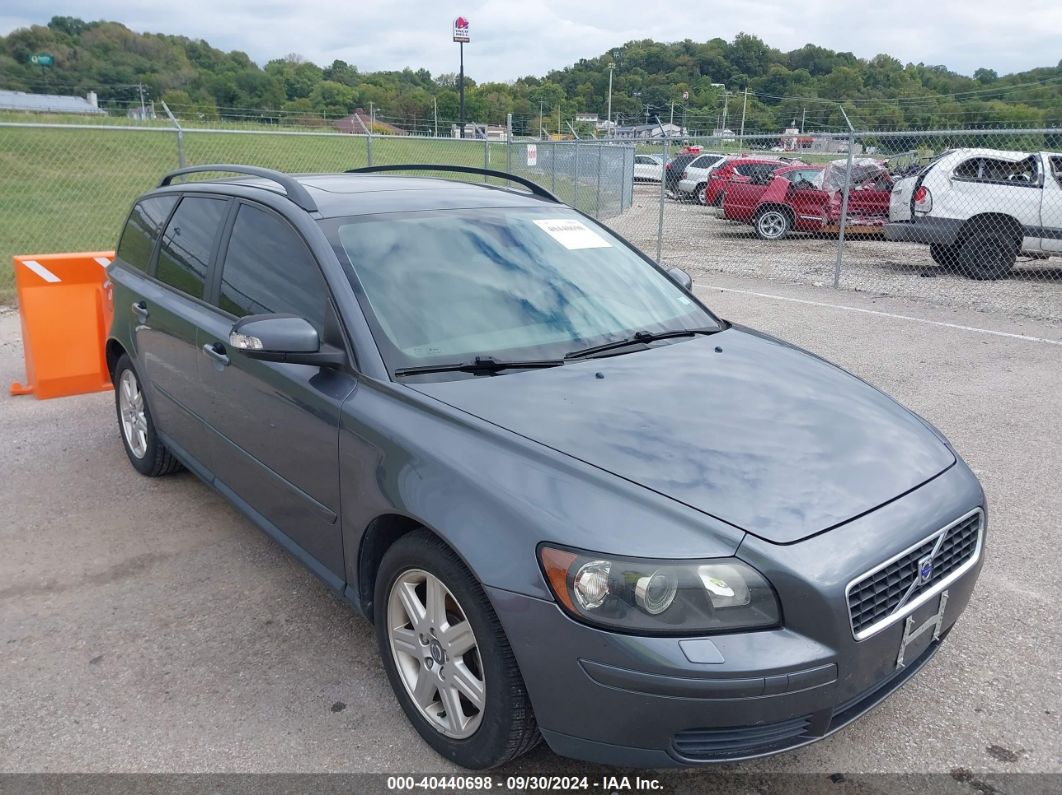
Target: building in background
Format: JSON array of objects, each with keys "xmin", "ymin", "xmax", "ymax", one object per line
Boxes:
[
  {"xmin": 614, "ymin": 121, "xmax": 685, "ymax": 139},
  {"xmin": 0, "ymin": 90, "xmax": 105, "ymax": 115},
  {"xmin": 451, "ymin": 122, "xmax": 507, "ymax": 140}
]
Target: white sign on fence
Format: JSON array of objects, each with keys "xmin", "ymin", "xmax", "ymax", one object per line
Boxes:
[{"xmin": 526, "ymin": 144, "xmax": 537, "ymax": 167}]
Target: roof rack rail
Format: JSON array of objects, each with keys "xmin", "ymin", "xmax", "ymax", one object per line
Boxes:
[
  {"xmin": 158, "ymin": 164, "xmax": 318, "ymax": 212},
  {"xmin": 345, "ymin": 164, "xmax": 561, "ymax": 203}
]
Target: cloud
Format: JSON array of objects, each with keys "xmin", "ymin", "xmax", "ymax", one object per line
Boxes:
[{"xmin": 3, "ymin": 0, "xmax": 1060, "ymax": 81}]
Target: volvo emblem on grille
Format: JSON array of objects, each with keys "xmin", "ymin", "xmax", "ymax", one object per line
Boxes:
[{"xmin": 917, "ymin": 555, "xmax": 934, "ymax": 585}]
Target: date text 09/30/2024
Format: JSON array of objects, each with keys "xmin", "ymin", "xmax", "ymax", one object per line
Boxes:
[{"xmin": 386, "ymin": 775, "xmax": 664, "ymax": 791}]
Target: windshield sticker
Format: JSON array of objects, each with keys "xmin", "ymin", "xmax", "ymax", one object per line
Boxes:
[{"xmin": 533, "ymin": 219, "xmax": 611, "ymax": 250}]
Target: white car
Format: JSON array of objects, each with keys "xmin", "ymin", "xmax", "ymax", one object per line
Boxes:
[
  {"xmin": 886, "ymin": 148, "xmax": 1062, "ymax": 279},
  {"xmin": 676, "ymin": 153, "xmax": 727, "ymax": 203},
  {"xmin": 632, "ymin": 154, "xmax": 663, "ymax": 182}
]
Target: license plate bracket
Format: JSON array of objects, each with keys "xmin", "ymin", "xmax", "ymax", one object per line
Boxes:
[{"xmin": 895, "ymin": 590, "xmax": 949, "ymax": 669}]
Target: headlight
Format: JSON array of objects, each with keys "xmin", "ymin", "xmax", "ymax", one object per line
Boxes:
[{"xmin": 538, "ymin": 546, "xmax": 781, "ymax": 634}]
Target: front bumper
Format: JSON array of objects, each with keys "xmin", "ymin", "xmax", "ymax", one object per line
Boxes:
[{"xmin": 489, "ymin": 461, "xmax": 985, "ymax": 767}]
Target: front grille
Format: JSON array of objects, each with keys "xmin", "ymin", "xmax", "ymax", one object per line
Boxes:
[
  {"xmin": 672, "ymin": 716, "xmax": 813, "ymax": 761},
  {"xmin": 847, "ymin": 511, "xmax": 982, "ymax": 637}
]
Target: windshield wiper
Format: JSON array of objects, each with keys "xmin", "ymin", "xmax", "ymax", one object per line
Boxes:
[
  {"xmin": 394, "ymin": 355, "xmax": 565, "ymax": 377},
  {"xmin": 563, "ymin": 327, "xmax": 720, "ymax": 360}
]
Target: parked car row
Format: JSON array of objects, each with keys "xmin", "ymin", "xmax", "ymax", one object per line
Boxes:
[{"xmin": 649, "ymin": 146, "xmax": 1062, "ymax": 280}]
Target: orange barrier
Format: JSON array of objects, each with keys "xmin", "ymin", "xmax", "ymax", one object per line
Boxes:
[{"xmin": 10, "ymin": 251, "xmax": 115, "ymax": 400}]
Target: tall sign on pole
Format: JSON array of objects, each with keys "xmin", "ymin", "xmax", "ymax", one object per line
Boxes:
[{"xmin": 453, "ymin": 17, "xmax": 470, "ymax": 138}]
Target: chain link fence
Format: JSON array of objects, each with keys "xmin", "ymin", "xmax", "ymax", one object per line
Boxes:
[{"xmin": 2, "ymin": 120, "xmax": 1059, "ymax": 323}]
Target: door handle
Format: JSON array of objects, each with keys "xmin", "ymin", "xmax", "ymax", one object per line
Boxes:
[
  {"xmin": 131, "ymin": 301, "xmax": 149, "ymax": 322},
  {"xmin": 201, "ymin": 342, "xmax": 230, "ymax": 367}
]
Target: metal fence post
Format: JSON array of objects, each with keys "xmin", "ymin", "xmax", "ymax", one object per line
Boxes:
[
  {"xmin": 551, "ymin": 141, "xmax": 557, "ymax": 195},
  {"xmin": 833, "ymin": 130, "xmax": 856, "ymax": 288},
  {"xmin": 595, "ymin": 143, "xmax": 603, "ymax": 218},
  {"xmin": 506, "ymin": 113, "xmax": 512, "ymax": 185},
  {"xmin": 656, "ymin": 138, "xmax": 670, "ymax": 264},
  {"xmin": 619, "ymin": 144, "xmax": 627, "ymax": 213},
  {"xmin": 573, "ymin": 139, "xmax": 580, "ymax": 210},
  {"xmin": 483, "ymin": 132, "xmax": 489, "ymax": 180},
  {"xmin": 161, "ymin": 100, "xmax": 185, "ymax": 168}
]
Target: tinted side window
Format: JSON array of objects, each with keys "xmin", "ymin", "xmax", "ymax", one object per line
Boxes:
[
  {"xmin": 218, "ymin": 204, "xmax": 328, "ymax": 331},
  {"xmin": 156, "ymin": 197, "xmax": 228, "ymax": 299},
  {"xmin": 116, "ymin": 196, "xmax": 178, "ymax": 272}
]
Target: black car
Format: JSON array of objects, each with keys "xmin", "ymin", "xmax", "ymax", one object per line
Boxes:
[
  {"xmin": 663, "ymin": 151, "xmax": 702, "ymax": 195},
  {"xmin": 105, "ymin": 163, "xmax": 985, "ymax": 769}
]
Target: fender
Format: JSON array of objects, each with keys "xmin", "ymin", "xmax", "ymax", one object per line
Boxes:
[{"xmin": 337, "ymin": 376, "xmax": 745, "ymax": 611}]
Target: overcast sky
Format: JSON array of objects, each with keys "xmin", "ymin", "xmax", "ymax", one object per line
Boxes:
[{"xmin": 2, "ymin": 1, "xmax": 1060, "ymax": 81}]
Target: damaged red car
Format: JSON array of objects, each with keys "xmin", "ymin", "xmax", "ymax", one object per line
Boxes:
[{"xmin": 722, "ymin": 159, "xmax": 893, "ymax": 240}]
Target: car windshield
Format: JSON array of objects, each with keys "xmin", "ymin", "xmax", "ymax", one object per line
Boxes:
[{"xmin": 323, "ymin": 207, "xmax": 718, "ymax": 375}]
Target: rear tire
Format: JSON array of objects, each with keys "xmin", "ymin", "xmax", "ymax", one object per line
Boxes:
[
  {"xmin": 957, "ymin": 232, "xmax": 1017, "ymax": 280},
  {"xmin": 695, "ymin": 183, "xmax": 708, "ymax": 206},
  {"xmin": 929, "ymin": 243, "xmax": 961, "ymax": 271},
  {"xmin": 113, "ymin": 354, "xmax": 182, "ymax": 477},
  {"xmin": 754, "ymin": 207, "xmax": 792, "ymax": 240},
  {"xmin": 374, "ymin": 530, "xmax": 540, "ymax": 769}
]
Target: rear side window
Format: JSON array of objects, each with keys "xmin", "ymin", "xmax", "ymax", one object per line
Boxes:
[
  {"xmin": 217, "ymin": 204, "xmax": 328, "ymax": 332},
  {"xmin": 156, "ymin": 197, "xmax": 228, "ymax": 299},
  {"xmin": 953, "ymin": 155, "xmax": 1039, "ymax": 185},
  {"xmin": 115, "ymin": 196, "xmax": 178, "ymax": 272}
]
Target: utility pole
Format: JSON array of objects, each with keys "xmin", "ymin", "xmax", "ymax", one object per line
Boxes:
[
  {"xmin": 539, "ymin": 98, "xmax": 544, "ymax": 140},
  {"xmin": 722, "ymin": 92, "xmax": 729, "ymax": 133},
  {"xmin": 606, "ymin": 62, "xmax": 615, "ymax": 133},
  {"xmin": 669, "ymin": 100, "xmax": 675, "ymax": 127},
  {"xmin": 738, "ymin": 87, "xmax": 749, "ymax": 144},
  {"xmin": 138, "ymin": 82, "xmax": 147, "ymax": 119},
  {"xmin": 557, "ymin": 105, "xmax": 561, "ymax": 137},
  {"xmin": 433, "ymin": 97, "xmax": 438, "ymax": 137},
  {"xmin": 800, "ymin": 107, "xmax": 806, "ymax": 134},
  {"xmin": 369, "ymin": 101, "xmax": 375, "ymax": 133}
]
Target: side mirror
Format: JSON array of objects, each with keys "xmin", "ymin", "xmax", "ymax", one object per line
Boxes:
[
  {"xmin": 228, "ymin": 314, "xmax": 345, "ymax": 367},
  {"xmin": 667, "ymin": 267, "xmax": 693, "ymax": 291}
]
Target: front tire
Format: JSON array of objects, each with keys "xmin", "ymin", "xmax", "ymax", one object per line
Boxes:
[
  {"xmin": 374, "ymin": 530, "xmax": 539, "ymax": 769},
  {"xmin": 113, "ymin": 354, "xmax": 182, "ymax": 477},
  {"xmin": 695, "ymin": 183, "xmax": 708, "ymax": 205}
]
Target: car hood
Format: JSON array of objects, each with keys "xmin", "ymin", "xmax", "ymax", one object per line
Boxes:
[{"xmin": 410, "ymin": 328, "xmax": 955, "ymax": 544}]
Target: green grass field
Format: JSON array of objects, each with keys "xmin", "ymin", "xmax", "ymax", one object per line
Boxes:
[{"xmin": 0, "ymin": 125, "xmax": 514, "ymax": 303}]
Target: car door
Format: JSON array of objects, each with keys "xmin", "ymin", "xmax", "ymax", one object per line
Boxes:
[
  {"xmin": 786, "ymin": 168, "xmax": 829, "ymax": 227},
  {"xmin": 136, "ymin": 195, "xmax": 231, "ymax": 465},
  {"xmin": 1040, "ymin": 154, "xmax": 1062, "ymax": 253},
  {"xmin": 197, "ymin": 201, "xmax": 356, "ymax": 578}
]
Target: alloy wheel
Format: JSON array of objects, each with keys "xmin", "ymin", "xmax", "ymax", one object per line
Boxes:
[
  {"xmin": 118, "ymin": 369, "xmax": 148, "ymax": 459},
  {"xmin": 757, "ymin": 211, "xmax": 788, "ymax": 239},
  {"xmin": 387, "ymin": 568, "xmax": 485, "ymax": 739}
]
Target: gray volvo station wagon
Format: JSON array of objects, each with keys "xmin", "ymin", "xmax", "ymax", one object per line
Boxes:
[{"xmin": 105, "ymin": 164, "xmax": 986, "ymax": 769}]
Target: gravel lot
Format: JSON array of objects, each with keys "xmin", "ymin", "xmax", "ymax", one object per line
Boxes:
[
  {"xmin": 605, "ymin": 184, "xmax": 1062, "ymax": 326},
  {"xmin": 1, "ymin": 277, "xmax": 1060, "ymax": 789}
]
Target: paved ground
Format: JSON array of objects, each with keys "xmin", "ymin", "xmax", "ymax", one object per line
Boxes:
[
  {"xmin": 1, "ymin": 277, "xmax": 1060, "ymax": 786},
  {"xmin": 606, "ymin": 184, "xmax": 1062, "ymax": 325}
]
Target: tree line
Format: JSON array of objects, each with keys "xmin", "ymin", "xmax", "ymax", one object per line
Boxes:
[{"xmin": 2, "ymin": 16, "xmax": 1060, "ymax": 134}]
